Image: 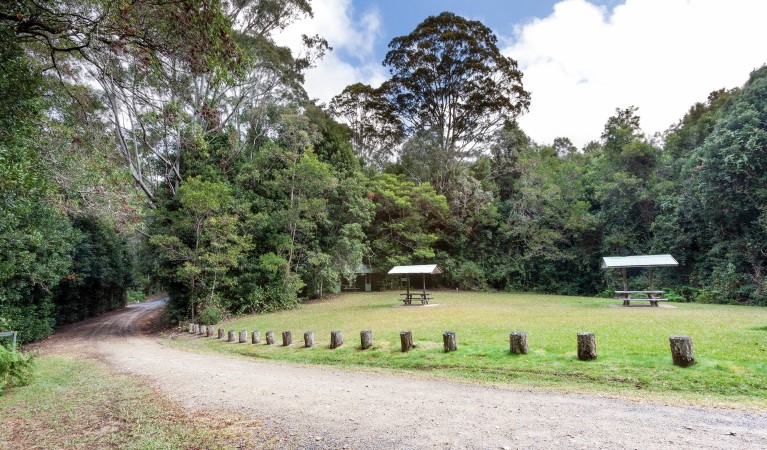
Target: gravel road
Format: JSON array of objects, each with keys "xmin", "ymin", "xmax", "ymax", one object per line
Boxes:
[{"xmin": 37, "ymin": 299, "xmax": 767, "ymax": 449}]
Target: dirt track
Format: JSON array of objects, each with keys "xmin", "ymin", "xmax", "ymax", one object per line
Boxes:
[{"xmin": 37, "ymin": 299, "xmax": 767, "ymax": 449}]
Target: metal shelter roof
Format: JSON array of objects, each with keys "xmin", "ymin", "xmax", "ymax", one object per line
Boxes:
[
  {"xmin": 600, "ymin": 254, "xmax": 679, "ymax": 269},
  {"xmin": 388, "ymin": 264, "xmax": 442, "ymax": 275}
]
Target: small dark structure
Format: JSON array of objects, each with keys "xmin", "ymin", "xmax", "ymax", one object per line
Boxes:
[
  {"xmin": 343, "ymin": 263, "xmax": 385, "ymax": 292},
  {"xmin": 601, "ymin": 254, "xmax": 679, "ymax": 306},
  {"xmin": 388, "ymin": 264, "xmax": 442, "ymax": 305}
]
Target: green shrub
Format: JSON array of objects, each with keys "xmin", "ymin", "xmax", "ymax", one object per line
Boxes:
[
  {"xmin": 0, "ymin": 346, "xmax": 34, "ymax": 394},
  {"xmin": 197, "ymin": 306, "xmax": 222, "ymax": 325}
]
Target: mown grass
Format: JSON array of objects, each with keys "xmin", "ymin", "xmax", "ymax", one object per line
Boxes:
[
  {"xmin": 0, "ymin": 355, "xmax": 275, "ymax": 449},
  {"xmin": 165, "ymin": 292, "xmax": 767, "ymax": 407}
]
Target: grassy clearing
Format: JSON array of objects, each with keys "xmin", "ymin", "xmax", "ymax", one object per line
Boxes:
[
  {"xmin": 0, "ymin": 355, "xmax": 275, "ymax": 449},
  {"xmin": 165, "ymin": 292, "xmax": 767, "ymax": 407}
]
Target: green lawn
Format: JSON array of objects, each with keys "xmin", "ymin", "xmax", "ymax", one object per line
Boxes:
[{"xmin": 165, "ymin": 292, "xmax": 767, "ymax": 407}]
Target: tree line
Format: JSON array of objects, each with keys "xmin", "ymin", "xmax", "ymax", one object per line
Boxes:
[{"xmin": 1, "ymin": 2, "xmax": 765, "ymax": 343}]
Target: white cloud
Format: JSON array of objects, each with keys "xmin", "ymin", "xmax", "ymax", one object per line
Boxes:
[
  {"xmin": 273, "ymin": 0, "xmax": 388, "ymax": 105},
  {"xmin": 503, "ymin": 0, "xmax": 767, "ymax": 147}
]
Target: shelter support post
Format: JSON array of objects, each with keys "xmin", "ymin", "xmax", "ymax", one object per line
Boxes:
[{"xmin": 622, "ymin": 268, "xmax": 627, "ymax": 291}]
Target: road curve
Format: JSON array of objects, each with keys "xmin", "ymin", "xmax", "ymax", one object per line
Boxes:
[{"xmin": 42, "ymin": 300, "xmax": 767, "ymax": 449}]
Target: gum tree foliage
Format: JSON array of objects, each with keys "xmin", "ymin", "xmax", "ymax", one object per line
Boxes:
[
  {"xmin": 381, "ymin": 12, "xmax": 530, "ymax": 194},
  {"xmin": 329, "ymin": 82, "xmax": 404, "ymax": 169}
]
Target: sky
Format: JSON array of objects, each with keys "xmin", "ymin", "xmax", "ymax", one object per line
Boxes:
[{"xmin": 274, "ymin": 0, "xmax": 767, "ymax": 148}]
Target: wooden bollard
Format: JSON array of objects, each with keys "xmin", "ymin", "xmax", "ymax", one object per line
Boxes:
[
  {"xmin": 189, "ymin": 323, "xmax": 195, "ymax": 333},
  {"xmin": 509, "ymin": 332, "xmax": 528, "ymax": 354},
  {"xmin": 192, "ymin": 324, "xmax": 199, "ymax": 334},
  {"xmin": 282, "ymin": 331, "xmax": 292, "ymax": 346},
  {"xmin": 228, "ymin": 330, "xmax": 236, "ymax": 342},
  {"xmin": 198, "ymin": 325, "xmax": 206, "ymax": 335},
  {"xmin": 266, "ymin": 331, "xmax": 275, "ymax": 345},
  {"xmin": 304, "ymin": 331, "xmax": 314, "ymax": 348},
  {"xmin": 577, "ymin": 332, "xmax": 597, "ymax": 360},
  {"xmin": 252, "ymin": 330, "xmax": 260, "ymax": 344},
  {"xmin": 206, "ymin": 325, "xmax": 214, "ymax": 337},
  {"xmin": 239, "ymin": 331, "xmax": 248, "ymax": 343},
  {"xmin": 218, "ymin": 328, "xmax": 225, "ymax": 339},
  {"xmin": 400, "ymin": 331, "xmax": 413, "ymax": 352},
  {"xmin": 669, "ymin": 336, "xmax": 695, "ymax": 367},
  {"xmin": 330, "ymin": 330, "xmax": 343, "ymax": 349},
  {"xmin": 443, "ymin": 331, "xmax": 457, "ymax": 352},
  {"xmin": 360, "ymin": 330, "xmax": 373, "ymax": 350}
]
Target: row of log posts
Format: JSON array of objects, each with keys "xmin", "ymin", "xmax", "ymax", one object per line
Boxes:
[{"xmin": 188, "ymin": 324, "xmax": 695, "ymax": 367}]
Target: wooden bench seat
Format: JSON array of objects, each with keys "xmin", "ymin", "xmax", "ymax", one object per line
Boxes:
[
  {"xmin": 614, "ymin": 296, "xmax": 668, "ymax": 306},
  {"xmin": 614, "ymin": 290, "xmax": 667, "ymax": 306}
]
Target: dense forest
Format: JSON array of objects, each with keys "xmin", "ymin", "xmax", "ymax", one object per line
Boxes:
[{"xmin": 2, "ymin": 1, "xmax": 766, "ymax": 344}]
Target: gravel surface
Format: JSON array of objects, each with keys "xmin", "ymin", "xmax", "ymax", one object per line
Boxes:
[{"xmin": 36, "ymin": 299, "xmax": 767, "ymax": 449}]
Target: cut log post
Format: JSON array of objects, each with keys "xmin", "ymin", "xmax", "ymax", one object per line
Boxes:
[
  {"xmin": 228, "ymin": 330, "xmax": 236, "ymax": 342},
  {"xmin": 400, "ymin": 331, "xmax": 413, "ymax": 352},
  {"xmin": 266, "ymin": 331, "xmax": 275, "ymax": 345},
  {"xmin": 304, "ymin": 331, "xmax": 314, "ymax": 348},
  {"xmin": 239, "ymin": 331, "xmax": 248, "ymax": 343},
  {"xmin": 360, "ymin": 330, "xmax": 373, "ymax": 350},
  {"xmin": 443, "ymin": 331, "xmax": 457, "ymax": 352},
  {"xmin": 206, "ymin": 325, "xmax": 214, "ymax": 337},
  {"xmin": 252, "ymin": 330, "xmax": 260, "ymax": 344},
  {"xmin": 218, "ymin": 328, "xmax": 225, "ymax": 340},
  {"xmin": 577, "ymin": 332, "xmax": 597, "ymax": 361},
  {"xmin": 189, "ymin": 323, "xmax": 195, "ymax": 333},
  {"xmin": 330, "ymin": 330, "xmax": 343, "ymax": 349},
  {"xmin": 509, "ymin": 332, "xmax": 528, "ymax": 355},
  {"xmin": 669, "ymin": 336, "xmax": 695, "ymax": 367},
  {"xmin": 192, "ymin": 324, "xmax": 199, "ymax": 334},
  {"xmin": 198, "ymin": 325, "xmax": 206, "ymax": 335},
  {"xmin": 282, "ymin": 331, "xmax": 292, "ymax": 346}
]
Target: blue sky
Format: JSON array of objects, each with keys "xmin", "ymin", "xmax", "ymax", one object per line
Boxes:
[{"xmin": 277, "ymin": 0, "xmax": 767, "ymax": 147}]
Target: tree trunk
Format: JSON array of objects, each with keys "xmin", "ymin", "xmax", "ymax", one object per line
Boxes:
[
  {"xmin": 252, "ymin": 330, "xmax": 260, "ymax": 344},
  {"xmin": 304, "ymin": 331, "xmax": 314, "ymax": 348},
  {"xmin": 577, "ymin": 332, "xmax": 597, "ymax": 361},
  {"xmin": 330, "ymin": 330, "xmax": 343, "ymax": 349},
  {"xmin": 218, "ymin": 328, "xmax": 225, "ymax": 340},
  {"xmin": 669, "ymin": 336, "xmax": 695, "ymax": 367},
  {"xmin": 400, "ymin": 331, "xmax": 413, "ymax": 352},
  {"xmin": 266, "ymin": 331, "xmax": 275, "ymax": 345},
  {"xmin": 282, "ymin": 331, "xmax": 292, "ymax": 346},
  {"xmin": 509, "ymin": 332, "xmax": 528, "ymax": 355},
  {"xmin": 239, "ymin": 331, "xmax": 247, "ymax": 343},
  {"xmin": 360, "ymin": 330, "xmax": 373, "ymax": 350},
  {"xmin": 227, "ymin": 330, "xmax": 236, "ymax": 342},
  {"xmin": 443, "ymin": 331, "xmax": 457, "ymax": 352}
]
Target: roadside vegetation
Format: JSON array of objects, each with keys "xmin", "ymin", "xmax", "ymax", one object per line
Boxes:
[
  {"xmin": 0, "ymin": 355, "xmax": 274, "ymax": 449},
  {"xmin": 166, "ymin": 292, "xmax": 767, "ymax": 407}
]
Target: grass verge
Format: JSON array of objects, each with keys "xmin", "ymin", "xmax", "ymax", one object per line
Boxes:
[
  {"xmin": 0, "ymin": 355, "xmax": 275, "ymax": 449},
  {"xmin": 165, "ymin": 291, "xmax": 767, "ymax": 408}
]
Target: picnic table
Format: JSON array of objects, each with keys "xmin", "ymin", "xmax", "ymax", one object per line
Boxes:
[
  {"xmin": 400, "ymin": 291, "xmax": 433, "ymax": 305},
  {"xmin": 614, "ymin": 290, "xmax": 668, "ymax": 307},
  {"xmin": 342, "ymin": 286, "xmax": 360, "ymax": 292}
]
